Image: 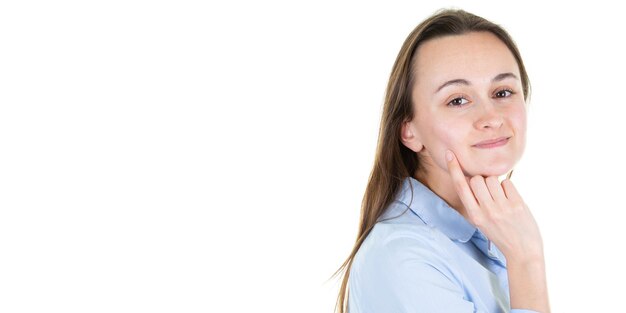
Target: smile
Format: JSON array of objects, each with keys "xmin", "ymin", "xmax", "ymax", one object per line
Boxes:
[{"xmin": 472, "ymin": 137, "xmax": 510, "ymax": 149}]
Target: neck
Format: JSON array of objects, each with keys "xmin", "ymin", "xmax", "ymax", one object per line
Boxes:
[{"xmin": 414, "ymin": 165, "xmax": 471, "ymax": 221}]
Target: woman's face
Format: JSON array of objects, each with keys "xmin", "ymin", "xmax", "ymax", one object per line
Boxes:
[{"xmin": 403, "ymin": 31, "xmax": 527, "ymax": 179}]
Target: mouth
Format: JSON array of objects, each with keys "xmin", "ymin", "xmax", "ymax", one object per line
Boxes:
[{"xmin": 472, "ymin": 136, "xmax": 511, "ymax": 149}]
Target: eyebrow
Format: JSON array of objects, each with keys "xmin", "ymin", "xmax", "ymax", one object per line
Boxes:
[{"xmin": 435, "ymin": 72, "xmax": 519, "ymax": 93}]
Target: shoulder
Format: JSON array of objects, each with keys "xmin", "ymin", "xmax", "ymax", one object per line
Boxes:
[
  {"xmin": 352, "ymin": 220, "xmax": 453, "ymax": 272},
  {"xmin": 348, "ymin": 220, "xmax": 470, "ymax": 312},
  {"xmin": 356, "ymin": 199, "xmax": 455, "ymax": 266},
  {"xmin": 351, "ymin": 200, "xmax": 461, "ymax": 284}
]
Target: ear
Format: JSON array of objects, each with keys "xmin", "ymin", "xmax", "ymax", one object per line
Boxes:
[{"xmin": 400, "ymin": 120, "xmax": 424, "ymax": 152}]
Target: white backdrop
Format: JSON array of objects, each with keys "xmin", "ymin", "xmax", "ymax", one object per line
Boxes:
[{"xmin": 1, "ymin": 1, "xmax": 624, "ymax": 312}]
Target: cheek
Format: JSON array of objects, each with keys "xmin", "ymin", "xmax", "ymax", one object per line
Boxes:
[
  {"xmin": 426, "ymin": 122, "xmax": 451, "ymax": 148},
  {"xmin": 432, "ymin": 120, "xmax": 466, "ymax": 150},
  {"xmin": 510, "ymin": 104, "xmax": 528, "ymax": 140},
  {"xmin": 428, "ymin": 121, "xmax": 467, "ymax": 164}
]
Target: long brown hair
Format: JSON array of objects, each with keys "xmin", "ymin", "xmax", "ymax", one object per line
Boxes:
[{"xmin": 334, "ymin": 9, "xmax": 531, "ymax": 313}]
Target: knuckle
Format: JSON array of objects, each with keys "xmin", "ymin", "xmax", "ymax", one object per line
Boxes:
[
  {"xmin": 484, "ymin": 207, "xmax": 498, "ymax": 220},
  {"xmin": 491, "ymin": 211, "xmax": 504, "ymax": 222},
  {"xmin": 513, "ymin": 202, "xmax": 526, "ymax": 212}
]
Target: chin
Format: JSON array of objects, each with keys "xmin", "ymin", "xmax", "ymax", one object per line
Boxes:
[
  {"xmin": 465, "ymin": 150, "xmax": 522, "ymax": 177},
  {"xmin": 469, "ymin": 162, "xmax": 514, "ymax": 177}
]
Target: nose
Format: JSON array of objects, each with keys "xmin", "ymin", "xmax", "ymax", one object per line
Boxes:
[{"xmin": 474, "ymin": 100, "xmax": 504, "ymax": 130}]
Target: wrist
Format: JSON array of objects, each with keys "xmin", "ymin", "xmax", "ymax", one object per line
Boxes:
[
  {"xmin": 504, "ymin": 242, "xmax": 545, "ymax": 264},
  {"xmin": 508, "ymin": 260, "xmax": 546, "ymax": 277}
]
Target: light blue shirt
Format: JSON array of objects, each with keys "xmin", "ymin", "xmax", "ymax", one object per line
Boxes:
[{"xmin": 348, "ymin": 177, "xmax": 539, "ymax": 313}]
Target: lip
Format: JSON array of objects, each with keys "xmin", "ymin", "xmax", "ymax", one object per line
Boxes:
[{"xmin": 472, "ymin": 136, "xmax": 511, "ymax": 148}]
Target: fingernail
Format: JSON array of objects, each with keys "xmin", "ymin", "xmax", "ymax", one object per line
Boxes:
[{"xmin": 445, "ymin": 150, "xmax": 453, "ymax": 162}]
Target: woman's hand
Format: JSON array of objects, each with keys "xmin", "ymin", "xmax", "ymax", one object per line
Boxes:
[
  {"xmin": 445, "ymin": 150, "xmax": 551, "ymax": 312},
  {"xmin": 445, "ymin": 150, "xmax": 543, "ymax": 262}
]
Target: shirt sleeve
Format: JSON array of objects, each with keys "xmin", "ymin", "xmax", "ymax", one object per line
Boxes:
[{"xmin": 349, "ymin": 231, "xmax": 478, "ymax": 313}]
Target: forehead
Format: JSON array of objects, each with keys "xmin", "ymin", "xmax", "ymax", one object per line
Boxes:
[{"xmin": 413, "ymin": 31, "xmax": 520, "ymax": 88}]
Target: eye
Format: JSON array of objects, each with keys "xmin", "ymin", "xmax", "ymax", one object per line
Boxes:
[
  {"xmin": 447, "ymin": 96, "xmax": 469, "ymax": 107},
  {"xmin": 494, "ymin": 88, "xmax": 514, "ymax": 98}
]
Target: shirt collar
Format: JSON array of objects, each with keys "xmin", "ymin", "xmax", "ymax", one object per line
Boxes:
[{"xmin": 395, "ymin": 177, "xmax": 476, "ymax": 243}]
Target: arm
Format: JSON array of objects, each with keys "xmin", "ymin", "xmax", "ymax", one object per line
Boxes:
[{"xmin": 508, "ymin": 257, "xmax": 550, "ymax": 313}]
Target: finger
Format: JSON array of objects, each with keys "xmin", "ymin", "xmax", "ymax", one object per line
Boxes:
[
  {"xmin": 469, "ymin": 175, "xmax": 495, "ymax": 207},
  {"xmin": 445, "ymin": 150, "xmax": 480, "ymax": 213},
  {"xmin": 485, "ymin": 176, "xmax": 507, "ymax": 204},
  {"xmin": 506, "ymin": 169, "xmax": 514, "ymax": 180},
  {"xmin": 501, "ymin": 179, "xmax": 523, "ymax": 203}
]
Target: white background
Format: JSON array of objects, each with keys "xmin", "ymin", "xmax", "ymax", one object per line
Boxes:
[{"xmin": 1, "ymin": 1, "xmax": 624, "ymax": 312}]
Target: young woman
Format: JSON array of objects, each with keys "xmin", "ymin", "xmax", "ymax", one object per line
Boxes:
[{"xmin": 335, "ymin": 9, "xmax": 550, "ymax": 313}]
